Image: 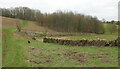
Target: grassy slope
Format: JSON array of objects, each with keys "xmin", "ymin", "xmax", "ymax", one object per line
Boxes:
[
  {"xmin": 2, "ymin": 17, "xmax": 118, "ymax": 67},
  {"xmin": 22, "ymin": 21, "xmax": 55, "ymax": 33}
]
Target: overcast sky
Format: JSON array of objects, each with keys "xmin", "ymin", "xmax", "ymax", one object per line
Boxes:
[{"xmin": 0, "ymin": 0, "xmax": 120, "ymax": 21}]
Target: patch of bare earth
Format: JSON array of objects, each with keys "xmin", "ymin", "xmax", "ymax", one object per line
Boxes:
[
  {"xmin": 57, "ymin": 51, "xmax": 88, "ymax": 63},
  {"xmin": 26, "ymin": 45, "xmax": 88, "ymax": 65},
  {"xmin": 52, "ymin": 36, "xmax": 69, "ymax": 40},
  {"xmin": 2, "ymin": 17, "xmax": 17, "ymax": 21},
  {"xmin": 90, "ymin": 54, "xmax": 109, "ymax": 59},
  {"xmin": 2, "ymin": 22, "xmax": 16, "ymax": 28},
  {"xmin": 26, "ymin": 47, "xmax": 52, "ymax": 64},
  {"xmin": 2, "ymin": 17, "xmax": 21, "ymax": 28},
  {"xmin": 90, "ymin": 53, "xmax": 117, "ymax": 63},
  {"xmin": 36, "ymin": 39, "xmax": 43, "ymax": 42},
  {"xmin": 101, "ymin": 60, "xmax": 116, "ymax": 63}
]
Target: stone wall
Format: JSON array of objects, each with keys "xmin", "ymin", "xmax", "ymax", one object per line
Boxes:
[{"xmin": 43, "ymin": 38, "xmax": 117, "ymax": 46}]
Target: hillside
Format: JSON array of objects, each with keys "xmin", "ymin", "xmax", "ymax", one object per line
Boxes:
[
  {"xmin": 2, "ymin": 17, "xmax": 118, "ymax": 40},
  {"xmin": 2, "ymin": 17, "xmax": 55, "ymax": 33},
  {"xmin": 2, "ymin": 17, "xmax": 118, "ymax": 67},
  {"xmin": 1, "ymin": 7, "xmax": 105, "ymax": 34}
]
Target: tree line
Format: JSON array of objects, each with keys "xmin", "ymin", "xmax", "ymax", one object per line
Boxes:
[{"xmin": 0, "ymin": 7, "xmax": 105, "ymax": 34}]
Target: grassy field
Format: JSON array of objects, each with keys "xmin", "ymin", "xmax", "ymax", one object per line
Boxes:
[
  {"xmin": 104, "ymin": 23, "xmax": 118, "ymax": 35},
  {"xmin": 2, "ymin": 17, "xmax": 118, "ymax": 67},
  {"xmin": 50, "ymin": 23, "xmax": 118, "ymax": 41},
  {"xmin": 67, "ymin": 34, "xmax": 117, "ymax": 41}
]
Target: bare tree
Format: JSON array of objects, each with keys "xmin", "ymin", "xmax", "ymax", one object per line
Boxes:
[{"xmin": 16, "ymin": 23, "xmax": 21, "ymax": 32}]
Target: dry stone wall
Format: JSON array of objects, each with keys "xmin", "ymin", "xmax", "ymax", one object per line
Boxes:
[{"xmin": 43, "ymin": 38, "xmax": 118, "ymax": 46}]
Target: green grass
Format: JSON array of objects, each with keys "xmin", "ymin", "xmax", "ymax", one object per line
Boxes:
[
  {"xmin": 2, "ymin": 28, "xmax": 29, "ymax": 67},
  {"xmin": 2, "ymin": 18, "xmax": 118, "ymax": 67},
  {"xmin": 67, "ymin": 34, "xmax": 117, "ymax": 41},
  {"xmin": 104, "ymin": 23, "xmax": 118, "ymax": 35},
  {"xmin": 2, "ymin": 27, "xmax": 118, "ymax": 67},
  {"xmin": 65, "ymin": 23, "xmax": 118, "ymax": 41},
  {"xmin": 21, "ymin": 20, "xmax": 28, "ymax": 28},
  {"xmin": 2, "ymin": 20, "xmax": 29, "ymax": 67},
  {"xmin": 27, "ymin": 41, "xmax": 118, "ymax": 67}
]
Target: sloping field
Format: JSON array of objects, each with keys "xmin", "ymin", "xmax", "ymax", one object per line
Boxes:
[
  {"xmin": 2, "ymin": 17, "xmax": 55, "ymax": 33},
  {"xmin": 22, "ymin": 21, "xmax": 55, "ymax": 33},
  {"xmin": 2, "ymin": 17, "xmax": 19, "ymax": 28},
  {"xmin": 2, "ymin": 17, "xmax": 118, "ymax": 67}
]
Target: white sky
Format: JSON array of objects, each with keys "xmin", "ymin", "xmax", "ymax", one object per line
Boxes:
[{"xmin": 0, "ymin": 0, "xmax": 120, "ymax": 21}]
